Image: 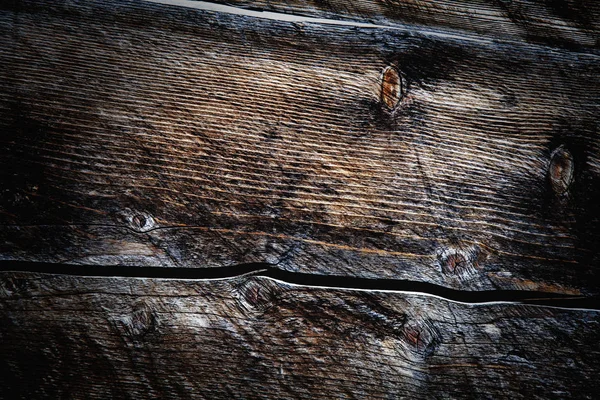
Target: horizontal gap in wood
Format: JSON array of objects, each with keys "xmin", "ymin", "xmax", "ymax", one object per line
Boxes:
[
  {"xmin": 146, "ymin": 0, "xmax": 600, "ymax": 54},
  {"xmin": 147, "ymin": 0, "xmax": 487, "ymax": 43},
  {"xmin": 1, "ymin": 260, "xmax": 598, "ymax": 310}
]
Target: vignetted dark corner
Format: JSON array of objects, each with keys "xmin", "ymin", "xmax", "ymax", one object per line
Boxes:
[{"xmin": 1, "ymin": 0, "xmax": 599, "ymax": 398}]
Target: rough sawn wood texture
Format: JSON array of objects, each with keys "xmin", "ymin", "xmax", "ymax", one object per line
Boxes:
[
  {"xmin": 2, "ymin": 1, "xmax": 600, "ymax": 398},
  {"xmin": 209, "ymin": 0, "xmax": 600, "ymax": 52},
  {"xmin": 1, "ymin": 272, "xmax": 599, "ymax": 399},
  {"xmin": 1, "ymin": 0, "xmax": 600, "ymax": 294}
]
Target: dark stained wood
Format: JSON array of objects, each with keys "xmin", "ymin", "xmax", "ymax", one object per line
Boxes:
[
  {"xmin": 1, "ymin": 272, "xmax": 599, "ymax": 399},
  {"xmin": 2, "ymin": 1, "xmax": 599, "ymax": 397},
  {"xmin": 208, "ymin": 0, "xmax": 600, "ymax": 51},
  {"xmin": 1, "ymin": 0, "xmax": 600, "ymax": 294}
]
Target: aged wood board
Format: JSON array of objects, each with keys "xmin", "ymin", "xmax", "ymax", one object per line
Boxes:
[
  {"xmin": 1, "ymin": 0, "xmax": 599, "ymax": 294},
  {"xmin": 1, "ymin": 0, "xmax": 600, "ymax": 397},
  {"xmin": 1, "ymin": 272, "xmax": 599, "ymax": 399},
  {"xmin": 201, "ymin": 0, "xmax": 600, "ymax": 52}
]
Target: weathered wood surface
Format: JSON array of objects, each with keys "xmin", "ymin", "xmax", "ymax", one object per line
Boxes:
[
  {"xmin": 1, "ymin": 0, "xmax": 599, "ymax": 294},
  {"xmin": 201, "ymin": 0, "xmax": 600, "ymax": 52},
  {"xmin": 1, "ymin": 272, "xmax": 599, "ymax": 399}
]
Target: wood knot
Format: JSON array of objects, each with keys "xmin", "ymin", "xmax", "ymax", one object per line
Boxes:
[
  {"xmin": 437, "ymin": 246, "xmax": 480, "ymax": 277},
  {"xmin": 127, "ymin": 212, "xmax": 155, "ymax": 232},
  {"xmin": 0, "ymin": 276, "xmax": 31, "ymax": 297},
  {"xmin": 380, "ymin": 66, "xmax": 402, "ymax": 109},
  {"xmin": 236, "ymin": 278, "xmax": 278, "ymax": 313},
  {"xmin": 402, "ymin": 318, "xmax": 438, "ymax": 358},
  {"xmin": 441, "ymin": 252, "xmax": 467, "ymax": 274},
  {"xmin": 549, "ymin": 146, "xmax": 574, "ymax": 195},
  {"xmin": 117, "ymin": 303, "xmax": 160, "ymax": 340}
]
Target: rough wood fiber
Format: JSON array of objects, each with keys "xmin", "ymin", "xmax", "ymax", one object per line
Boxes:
[
  {"xmin": 1, "ymin": 272, "xmax": 599, "ymax": 399},
  {"xmin": 208, "ymin": 0, "xmax": 600, "ymax": 52},
  {"xmin": 1, "ymin": 0, "xmax": 599, "ymax": 293}
]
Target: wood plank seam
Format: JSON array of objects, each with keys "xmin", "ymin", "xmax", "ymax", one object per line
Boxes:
[
  {"xmin": 1, "ymin": 260, "xmax": 598, "ymax": 310},
  {"xmin": 145, "ymin": 0, "xmax": 600, "ymax": 56}
]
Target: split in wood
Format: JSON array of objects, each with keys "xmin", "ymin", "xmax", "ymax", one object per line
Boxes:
[{"xmin": 0, "ymin": 260, "xmax": 597, "ymax": 309}]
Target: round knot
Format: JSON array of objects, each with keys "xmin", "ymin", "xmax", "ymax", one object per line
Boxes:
[
  {"xmin": 381, "ymin": 66, "xmax": 402, "ymax": 109},
  {"xmin": 549, "ymin": 146, "xmax": 574, "ymax": 195}
]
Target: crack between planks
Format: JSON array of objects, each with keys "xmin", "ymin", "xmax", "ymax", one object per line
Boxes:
[
  {"xmin": 144, "ymin": 0, "xmax": 600, "ymax": 58},
  {"xmin": 1, "ymin": 260, "xmax": 598, "ymax": 311}
]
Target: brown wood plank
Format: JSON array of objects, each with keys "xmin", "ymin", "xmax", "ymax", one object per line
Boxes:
[
  {"xmin": 202, "ymin": 0, "xmax": 600, "ymax": 51},
  {"xmin": 1, "ymin": 0, "xmax": 599, "ymax": 293},
  {"xmin": 1, "ymin": 272, "xmax": 599, "ymax": 399}
]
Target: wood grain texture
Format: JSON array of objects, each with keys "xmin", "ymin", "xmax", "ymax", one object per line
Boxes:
[
  {"xmin": 1, "ymin": 0, "xmax": 599, "ymax": 293},
  {"xmin": 207, "ymin": 0, "xmax": 600, "ymax": 52},
  {"xmin": 1, "ymin": 272, "xmax": 599, "ymax": 399}
]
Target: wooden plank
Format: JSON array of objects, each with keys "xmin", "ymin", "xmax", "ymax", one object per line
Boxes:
[
  {"xmin": 1, "ymin": 0, "xmax": 599, "ymax": 293},
  {"xmin": 1, "ymin": 272, "xmax": 599, "ymax": 399},
  {"xmin": 194, "ymin": 0, "xmax": 600, "ymax": 52}
]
